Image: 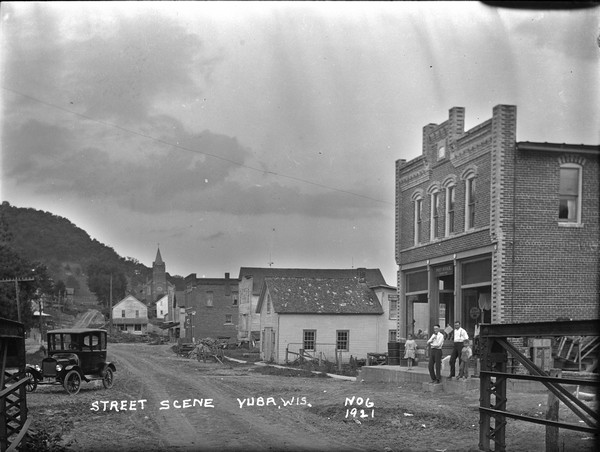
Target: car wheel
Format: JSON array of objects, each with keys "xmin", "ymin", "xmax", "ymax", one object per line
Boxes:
[
  {"xmin": 63, "ymin": 370, "xmax": 81, "ymax": 395},
  {"xmin": 102, "ymin": 368, "xmax": 114, "ymax": 389},
  {"xmin": 25, "ymin": 370, "xmax": 37, "ymax": 392}
]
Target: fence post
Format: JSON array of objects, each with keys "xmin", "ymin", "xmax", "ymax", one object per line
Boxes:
[{"xmin": 545, "ymin": 369, "xmax": 561, "ymax": 452}]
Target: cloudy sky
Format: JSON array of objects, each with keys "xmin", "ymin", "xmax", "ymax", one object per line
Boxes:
[{"xmin": 1, "ymin": 2, "xmax": 598, "ymax": 284}]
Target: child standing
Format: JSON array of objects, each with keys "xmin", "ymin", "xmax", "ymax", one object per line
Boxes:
[
  {"xmin": 457, "ymin": 339, "xmax": 473, "ymax": 379},
  {"xmin": 404, "ymin": 334, "xmax": 417, "ymax": 370}
]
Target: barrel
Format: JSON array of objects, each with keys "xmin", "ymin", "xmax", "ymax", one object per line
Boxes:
[{"xmin": 388, "ymin": 341, "xmax": 402, "ymax": 365}]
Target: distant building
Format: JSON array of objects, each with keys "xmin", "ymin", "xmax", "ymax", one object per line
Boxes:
[
  {"xmin": 395, "ymin": 105, "xmax": 600, "ymax": 341},
  {"xmin": 182, "ymin": 272, "xmax": 239, "ymax": 342},
  {"xmin": 370, "ymin": 283, "xmax": 399, "ymax": 344},
  {"xmin": 257, "ymin": 276, "xmax": 395, "ymax": 364},
  {"xmin": 139, "ymin": 247, "xmax": 175, "ymax": 316},
  {"xmin": 112, "ymin": 295, "xmax": 148, "ymax": 335},
  {"xmin": 238, "ymin": 267, "xmax": 388, "ymax": 345}
]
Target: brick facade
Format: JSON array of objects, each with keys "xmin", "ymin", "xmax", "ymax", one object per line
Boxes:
[
  {"xmin": 396, "ymin": 105, "xmax": 599, "ymax": 340},
  {"xmin": 183, "ymin": 273, "xmax": 239, "ymax": 341}
]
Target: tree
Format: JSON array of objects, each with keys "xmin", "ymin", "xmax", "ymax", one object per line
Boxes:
[
  {"xmin": 0, "ymin": 244, "xmax": 54, "ymax": 329},
  {"xmin": 86, "ymin": 261, "xmax": 127, "ymax": 308}
]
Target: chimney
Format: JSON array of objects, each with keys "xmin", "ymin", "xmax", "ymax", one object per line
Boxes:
[{"xmin": 225, "ymin": 272, "xmax": 231, "ymax": 296}]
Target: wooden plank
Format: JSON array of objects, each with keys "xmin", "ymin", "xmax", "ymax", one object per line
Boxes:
[
  {"xmin": 545, "ymin": 369, "xmax": 560, "ymax": 452},
  {"xmin": 479, "ymin": 320, "xmax": 600, "ymax": 338},
  {"xmin": 5, "ymin": 417, "xmax": 31, "ymax": 452}
]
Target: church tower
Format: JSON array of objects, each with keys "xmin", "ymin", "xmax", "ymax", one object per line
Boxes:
[{"xmin": 152, "ymin": 247, "xmax": 167, "ymax": 302}]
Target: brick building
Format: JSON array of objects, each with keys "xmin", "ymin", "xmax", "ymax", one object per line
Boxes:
[
  {"xmin": 395, "ymin": 105, "xmax": 599, "ymax": 341},
  {"xmin": 182, "ymin": 272, "xmax": 240, "ymax": 342}
]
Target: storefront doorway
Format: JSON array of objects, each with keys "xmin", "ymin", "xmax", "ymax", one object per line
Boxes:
[{"xmin": 460, "ymin": 256, "xmax": 492, "ymax": 338}]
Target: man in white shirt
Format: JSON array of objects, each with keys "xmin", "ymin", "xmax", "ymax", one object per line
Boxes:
[
  {"xmin": 449, "ymin": 321, "xmax": 469, "ymax": 378},
  {"xmin": 427, "ymin": 324, "xmax": 444, "ymax": 384}
]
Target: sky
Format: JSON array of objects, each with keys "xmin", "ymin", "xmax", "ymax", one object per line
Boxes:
[{"xmin": 1, "ymin": 2, "xmax": 599, "ymax": 285}]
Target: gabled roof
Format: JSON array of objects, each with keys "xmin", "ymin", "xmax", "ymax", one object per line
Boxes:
[
  {"xmin": 112, "ymin": 295, "xmax": 146, "ymax": 310},
  {"xmin": 257, "ymin": 277, "xmax": 383, "ymax": 315},
  {"xmin": 155, "ymin": 294, "xmax": 169, "ymax": 305},
  {"xmin": 239, "ymin": 267, "xmax": 387, "ymax": 296}
]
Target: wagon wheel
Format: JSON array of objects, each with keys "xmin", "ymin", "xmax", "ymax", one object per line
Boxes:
[
  {"xmin": 102, "ymin": 368, "xmax": 114, "ymax": 389},
  {"xmin": 24, "ymin": 370, "xmax": 37, "ymax": 392},
  {"xmin": 63, "ymin": 370, "xmax": 82, "ymax": 395}
]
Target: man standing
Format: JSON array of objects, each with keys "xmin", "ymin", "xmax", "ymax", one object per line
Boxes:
[
  {"xmin": 449, "ymin": 321, "xmax": 469, "ymax": 378},
  {"xmin": 427, "ymin": 324, "xmax": 444, "ymax": 383}
]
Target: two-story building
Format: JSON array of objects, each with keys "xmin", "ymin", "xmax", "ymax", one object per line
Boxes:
[
  {"xmin": 182, "ymin": 272, "xmax": 239, "ymax": 342},
  {"xmin": 111, "ymin": 295, "xmax": 148, "ymax": 335},
  {"xmin": 395, "ymin": 105, "xmax": 599, "ymax": 343}
]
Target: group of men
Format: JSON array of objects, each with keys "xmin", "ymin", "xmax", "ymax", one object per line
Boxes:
[{"xmin": 426, "ymin": 321, "xmax": 471, "ymax": 384}]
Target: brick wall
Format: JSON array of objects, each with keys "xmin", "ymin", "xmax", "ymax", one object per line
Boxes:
[
  {"xmin": 503, "ymin": 148, "xmax": 600, "ymax": 322},
  {"xmin": 186, "ymin": 280, "xmax": 239, "ymax": 340},
  {"xmin": 396, "ymin": 105, "xmax": 599, "ymax": 329},
  {"xmin": 397, "ymin": 107, "xmax": 495, "ymax": 265}
]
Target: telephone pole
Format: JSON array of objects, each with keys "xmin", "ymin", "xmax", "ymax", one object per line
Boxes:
[
  {"xmin": 0, "ymin": 276, "xmax": 35, "ymax": 323},
  {"xmin": 109, "ymin": 273, "xmax": 113, "ymax": 333}
]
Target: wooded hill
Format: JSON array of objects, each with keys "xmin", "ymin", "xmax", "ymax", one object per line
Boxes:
[{"xmin": 0, "ymin": 201, "xmax": 158, "ymax": 297}]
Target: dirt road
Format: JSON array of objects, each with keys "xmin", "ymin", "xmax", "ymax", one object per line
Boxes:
[
  {"xmin": 108, "ymin": 344, "xmax": 358, "ymax": 452},
  {"xmin": 24, "ymin": 343, "xmax": 597, "ymax": 452}
]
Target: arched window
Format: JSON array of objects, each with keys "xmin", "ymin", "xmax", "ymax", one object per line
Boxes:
[
  {"xmin": 445, "ymin": 184, "xmax": 456, "ymax": 236},
  {"xmin": 442, "ymin": 176, "xmax": 457, "ymax": 237},
  {"xmin": 430, "ymin": 190, "xmax": 440, "ymax": 240},
  {"xmin": 465, "ymin": 175, "xmax": 476, "ymax": 230},
  {"xmin": 412, "ymin": 191, "xmax": 424, "ymax": 245}
]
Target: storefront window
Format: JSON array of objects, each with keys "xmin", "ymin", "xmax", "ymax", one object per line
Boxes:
[
  {"xmin": 462, "ymin": 259, "xmax": 491, "ymax": 285},
  {"xmin": 406, "ymin": 271, "xmax": 427, "ymax": 292},
  {"xmin": 461, "ymin": 257, "xmax": 492, "ymax": 338}
]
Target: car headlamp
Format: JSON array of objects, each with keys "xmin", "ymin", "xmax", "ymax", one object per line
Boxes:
[{"xmin": 56, "ymin": 364, "xmax": 63, "ymax": 372}]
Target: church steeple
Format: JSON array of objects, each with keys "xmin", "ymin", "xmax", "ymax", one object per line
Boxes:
[
  {"xmin": 154, "ymin": 247, "xmax": 164, "ymax": 266},
  {"xmin": 152, "ymin": 246, "xmax": 167, "ymax": 302}
]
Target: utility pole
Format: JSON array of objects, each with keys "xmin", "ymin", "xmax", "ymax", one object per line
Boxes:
[
  {"xmin": 0, "ymin": 276, "xmax": 35, "ymax": 323},
  {"xmin": 109, "ymin": 273, "xmax": 113, "ymax": 333},
  {"xmin": 38, "ymin": 297, "xmax": 44, "ymax": 344}
]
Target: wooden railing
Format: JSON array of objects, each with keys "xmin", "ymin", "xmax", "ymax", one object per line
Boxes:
[
  {"xmin": 0, "ymin": 374, "xmax": 31, "ymax": 452},
  {"xmin": 478, "ymin": 320, "xmax": 600, "ymax": 452},
  {"xmin": 556, "ymin": 335, "xmax": 599, "ymax": 371},
  {"xmin": 1, "ymin": 318, "xmax": 30, "ymax": 452}
]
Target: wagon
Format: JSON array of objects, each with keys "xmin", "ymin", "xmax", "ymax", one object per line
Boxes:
[{"xmin": 25, "ymin": 328, "xmax": 116, "ymax": 395}]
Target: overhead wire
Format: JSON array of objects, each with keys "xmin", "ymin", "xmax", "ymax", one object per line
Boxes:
[{"xmin": 2, "ymin": 86, "xmax": 394, "ymax": 206}]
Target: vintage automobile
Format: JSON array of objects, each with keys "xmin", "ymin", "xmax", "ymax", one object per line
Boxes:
[{"xmin": 26, "ymin": 328, "xmax": 116, "ymax": 395}]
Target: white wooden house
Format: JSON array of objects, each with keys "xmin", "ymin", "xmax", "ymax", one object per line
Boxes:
[
  {"xmin": 238, "ymin": 267, "xmax": 388, "ymax": 345},
  {"xmin": 112, "ymin": 295, "xmax": 148, "ymax": 335},
  {"xmin": 156, "ymin": 294, "xmax": 169, "ymax": 320},
  {"xmin": 256, "ymin": 276, "xmax": 384, "ymax": 364},
  {"xmin": 371, "ymin": 284, "xmax": 400, "ymax": 345}
]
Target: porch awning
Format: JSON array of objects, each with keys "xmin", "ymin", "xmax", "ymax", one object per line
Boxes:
[{"xmin": 112, "ymin": 318, "xmax": 147, "ymax": 325}]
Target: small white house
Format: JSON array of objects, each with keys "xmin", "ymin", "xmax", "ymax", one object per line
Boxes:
[
  {"xmin": 257, "ymin": 277, "xmax": 384, "ymax": 364},
  {"xmin": 156, "ymin": 294, "xmax": 169, "ymax": 320},
  {"xmin": 371, "ymin": 284, "xmax": 400, "ymax": 346},
  {"xmin": 112, "ymin": 295, "xmax": 148, "ymax": 335}
]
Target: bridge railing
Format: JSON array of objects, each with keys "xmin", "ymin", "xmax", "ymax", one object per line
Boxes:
[{"xmin": 478, "ymin": 319, "xmax": 600, "ymax": 452}]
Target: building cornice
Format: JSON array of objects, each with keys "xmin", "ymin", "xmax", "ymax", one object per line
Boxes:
[{"xmin": 517, "ymin": 142, "xmax": 600, "ymax": 155}]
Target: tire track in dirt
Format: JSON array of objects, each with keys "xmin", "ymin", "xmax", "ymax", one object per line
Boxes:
[{"xmin": 110, "ymin": 344, "xmax": 361, "ymax": 451}]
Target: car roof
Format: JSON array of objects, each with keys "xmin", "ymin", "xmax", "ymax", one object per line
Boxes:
[{"xmin": 48, "ymin": 328, "xmax": 107, "ymax": 334}]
